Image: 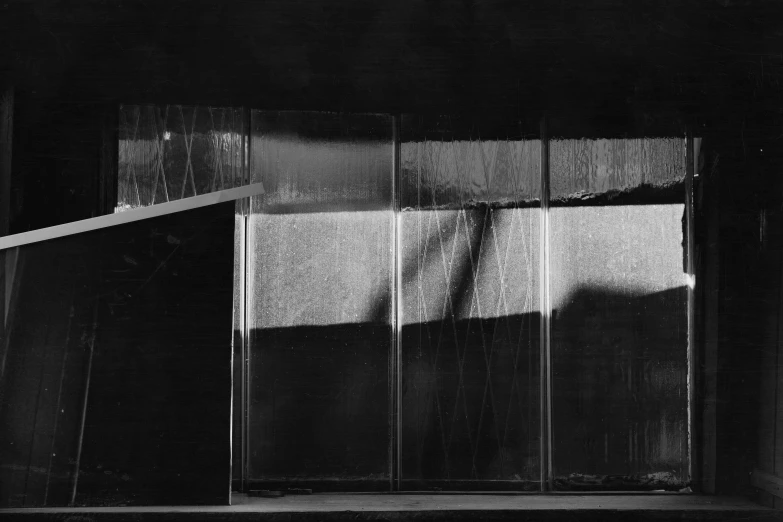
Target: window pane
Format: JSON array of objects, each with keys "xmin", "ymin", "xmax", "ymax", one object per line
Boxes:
[
  {"xmin": 549, "ymin": 138, "xmax": 689, "ymax": 490},
  {"xmin": 549, "ymin": 138, "xmax": 684, "ymax": 198},
  {"xmin": 246, "ymin": 112, "xmax": 393, "ymax": 486},
  {"xmin": 117, "ymin": 105, "xmax": 246, "ymax": 211},
  {"xmin": 400, "ymin": 116, "xmax": 541, "ymax": 488}
]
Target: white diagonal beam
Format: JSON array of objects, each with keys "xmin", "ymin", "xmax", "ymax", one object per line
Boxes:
[{"xmin": 0, "ymin": 182, "xmax": 265, "ymax": 251}]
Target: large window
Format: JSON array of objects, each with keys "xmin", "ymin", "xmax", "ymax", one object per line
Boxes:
[{"xmin": 117, "ymin": 107, "xmax": 692, "ymax": 492}]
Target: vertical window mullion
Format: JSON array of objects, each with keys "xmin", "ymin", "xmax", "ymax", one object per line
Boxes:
[
  {"xmin": 685, "ymin": 133, "xmax": 696, "ymax": 489},
  {"xmin": 240, "ymin": 106, "xmax": 251, "ymax": 492},
  {"xmin": 539, "ymin": 115, "xmax": 553, "ymax": 491},
  {"xmin": 392, "ymin": 114, "xmax": 402, "ymax": 492}
]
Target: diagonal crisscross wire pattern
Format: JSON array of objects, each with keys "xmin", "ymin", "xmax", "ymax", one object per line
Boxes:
[
  {"xmin": 150, "ymin": 105, "xmax": 170, "ymax": 204},
  {"xmin": 117, "ymin": 105, "xmax": 246, "ymax": 212},
  {"xmin": 401, "ymin": 135, "xmax": 541, "ymax": 482}
]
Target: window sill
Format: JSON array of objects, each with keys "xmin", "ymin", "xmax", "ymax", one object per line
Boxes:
[{"xmin": 0, "ymin": 494, "xmax": 777, "ymax": 521}]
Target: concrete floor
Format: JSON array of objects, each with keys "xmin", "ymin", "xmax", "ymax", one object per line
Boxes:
[{"xmin": 0, "ymin": 493, "xmax": 776, "ymax": 521}]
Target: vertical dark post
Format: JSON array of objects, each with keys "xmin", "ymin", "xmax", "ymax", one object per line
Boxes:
[
  {"xmin": 240, "ymin": 106, "xmax": 251, "ymax": 493},
  {"xmin": 0, "ymin": 85, "xmax": 12, "ymax": 336},
  {"xmin": 776, "ymin": 263, "xmax": 783, "ymax": 509},
  {"xmin": 98, "ymin": 104, "xmax": 119, "ymax": 216},
  {"xmin": 539, "ymin": 115, "xmax": 552, "ymax": 491},
  {"xmin": 768, "ymin": 220, "xmax": 783, "ymax": 507},
  {"xmin": 700, "ymin": 137, "xmax": 718, "ymax": 495},
  {"xmin": 0, "ymin": 85, "xmax": 11, "ymax": 236},
  {"xmin": 685, "ymin": 134, "xmax": 697, "ymax": 488}
]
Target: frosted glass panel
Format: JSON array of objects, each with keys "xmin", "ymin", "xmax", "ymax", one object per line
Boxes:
[
  {"xmin": 117, "ymin": 105, "xmax": 246, "ymax": 211},
  {"xmin": 400, "ymin": 117, "xmax": 541, "ymax": 488},
  {"xmin": 549, "ymin": 137, "xmax": 688, "ymax": 490},
  {"xmin": 246, "ymin": 112, "xmax": 393, "ymax": 485}
]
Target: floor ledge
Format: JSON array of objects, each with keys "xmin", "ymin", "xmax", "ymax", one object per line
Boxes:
[{"xmin": 0, "ymin": 494, "xmax": 776, "ymax": 521}]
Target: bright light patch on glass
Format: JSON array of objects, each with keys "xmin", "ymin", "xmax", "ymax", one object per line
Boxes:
[
  {"xmin": 549, "ymin": 204, "xmax": 687, "ymax": 310},
  {"xmin": 247, "ymin": 210, "xmax": 392, "ymax": 328}
]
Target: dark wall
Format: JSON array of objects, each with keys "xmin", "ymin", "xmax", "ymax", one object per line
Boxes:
[
  {"xmin": 703, "ymin": 93, "xmax": 783, "ymax": 498},
  {"xmin": 3, "ymin": 1, "xmax": 779, "ymax": 113},
  {"xmin": 1, "ymin": 0, "xmax": 782, "ymax": 500}
]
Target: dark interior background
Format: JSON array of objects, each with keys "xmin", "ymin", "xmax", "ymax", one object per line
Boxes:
[
  {"xmin": 1, "ymin": 0, "xmax": 783, "ymax": 506},
  {"xmin": 0, "ymin": 203, "xmax": 235, "ymax": 506}
]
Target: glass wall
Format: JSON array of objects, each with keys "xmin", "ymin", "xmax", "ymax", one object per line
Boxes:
[
  {"xmin": 233, "ymin": 117, "xmax": 690, "ymax": 491},
  {"xmin": 115, "ymin": 108, "xmax": 692, "ymax": 492},
  {"xmin": 398, "ymin": 116, "xmax": 542, "ymax": 489},
  {"xmin": 0, "ymin": 108, "xmax": 693, "ymax": 507}
]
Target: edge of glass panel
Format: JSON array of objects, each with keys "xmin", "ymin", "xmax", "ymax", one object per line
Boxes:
[
  {"xmin": 686, "ymin": 134, "xmax": 696, "ymax": 491},
  {"xmin": 539, "ymin": 116, "xmax": 552, "ymax": 492}
]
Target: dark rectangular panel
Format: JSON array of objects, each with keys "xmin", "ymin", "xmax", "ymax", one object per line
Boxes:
[
  {"xmin": 0, "ymin": 239, "xmax": 94, "ymax": 507},
  {"xmin": 0, "ymin": 203, "xmax": 235, "ymax": 506},
  {"xmin": 399, "ymin": 116, "xmax": 541, "ymax": 489},
  {"xmin": 0, "ymin": 85, "xmax": 11, "ymax": 238},
  {"xmin": 549, "ymin": 138, "xmax": 685, "ymax": 202},
  {"xmin": 246, "ymin": 112, "xmax": 393, "ymax": 487}
]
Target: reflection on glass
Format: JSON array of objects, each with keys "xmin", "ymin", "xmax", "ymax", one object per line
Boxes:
[
  {"xmin": 550, "ymin": 138, "xmax": 688, "ymax": 490},
  {"xmin": 246, "ymin": 112, "xmax": 393, "ymax": 484},
  {"xmin": 400, "ymin": 116, "xmax": 541, "ymax": 487},
  {"xmin": 117, "ymin": 105, "xmax": 246, "ymax": 211}
]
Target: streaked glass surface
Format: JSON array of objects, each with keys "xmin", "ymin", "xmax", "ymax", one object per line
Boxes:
[
  {"xmin": 399, "ymin": 116, "xmax": 541, "ymax": 487},
  {"xmin": 401, "ymin": 138, "xmax": 541, "ymax": 208},
  {"xmin": 549, "ymin": 138, "xmax": 684, "ymax": 198},
  {"xmin": 246, "ymin": 111, "xmax": 393, "ymax": 483},
  {"xmin": 549, "ymin": 138, "xmax": 689, "ymax": 490}
]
